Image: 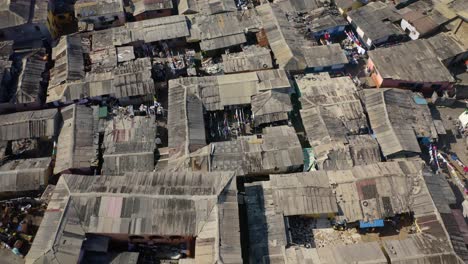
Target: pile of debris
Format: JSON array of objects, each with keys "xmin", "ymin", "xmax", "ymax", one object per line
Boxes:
[
  {"xmin": 0, "ymin": 197, "xmax": 47, "ymax": 257},
  {"xmin": 201, "ymin": 57, "xmax": 224, "ymax": 75},
  {"xmin": 313, "ymin": 228, "xmax": 362, "ymax": 248},
  {"xmin": 289, "ymin": 216, "xmax": 317, "ymax": 246}
]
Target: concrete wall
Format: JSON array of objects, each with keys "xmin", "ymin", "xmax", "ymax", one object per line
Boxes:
[{"xmin": 401, "ymin": 19, "xmax": 420, "ymax": 40}]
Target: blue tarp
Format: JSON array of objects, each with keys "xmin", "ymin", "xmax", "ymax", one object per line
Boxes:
[
  {"xmin": 421, "ymin": 137, "xmax": 431, "ymax": 145},
  {"xmin": 413, "ymin": 95, "xmax": 428, "ymax": 105},
  {"xmin": 359, "ymin": 219, "xmax": 384, "ymax": 228}
]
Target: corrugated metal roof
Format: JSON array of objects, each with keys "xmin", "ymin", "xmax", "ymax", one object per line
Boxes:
[
  {"xmin": 178, "ymin": 0, "xmax": 236, "ymax": 15},
  {"xmin": 365, "ymin": 88, "xmax": 437, "ymax": 157},
  {"xmin": 251, "ymin": 90, "xmax": 292, "ymax": 126},
  {"xmin": 257, "ymin": 3, "xmax": 348, "ymax": 71},
  {"xmin": 327, "ymin": 161, "xmax": 426, "ymax": 222},
  {"xmin": 270, "ymin": 172, "xmax": 338, "ymax": 216},
  {"xmin": 47, "ymin": 58, "xmax": 155, "ymax": 103},
  {"xmin": 27, "ymin": 170, "xmax": 240, "ymax": 263},
  {"xmin": 222, "ymin": 46, "xmax": 273, "ymax": 74},
  {"xmin": 0, "ymin": 0, "xmax": 30, "ymax": 29},
  {"xmin": 347, "ymin": 1, "xmax": 404, "ymax": 43},
  {"xmin": 50, "ymin": 36, "xmax": 85, "ymax": 87},
  {"xmin": 14, "ymin": 49, "xmax": 47, "ymax": 104},
  {"xmin": 367, "ymin": 37, "xmax": 457, "ymax": 83},
  {"xmin": 317, "ymin": 242, "xmax": 388, "ymax": 264},
  {"xmin": 195, "ymin": 12, "xmax": 247, "ymax": 51},
  {"xmin": 54, "ymin": 104, "xmax": 96, "ymax": 174},
  {"xmin": 383, "ymin": 235, "xmax": 464, "ymax": 264},
  {"xmin": 209, "ymin": 126, "xmax": 304, "ymax": 174},
  {"xmin": 167, "ymin": 80, "xmax": 206, "ymax": 159},
  {"xmin": 297, "ymin": 73, "xmax": 371, "ymax": 169},
  {"xmin": 246, "ymin": 160, "xmax": 461, "ymax": 264},
  {"xmin": 131, "ymin": 0, "xmax": 173, "ymax": 15},
  {"xmin": 245, "ymin": 181, "xmax": 287, "ymax": 263},
  {"xmin": 0, "ymin": 108, "xmax": 59, "ymax": 141},
  {"xmin": 101, "ymin": 115, "xmax": 157, "ymax": 175},
  {"xmin": 168, "ymin": 69, "xmax": 290, "ymax": 111},
  {"xmin": 0, "ymin": 157, "xmax": 51, "ymax": 193},
  {"xmin": 75, "ymin": 0, "xmax": 124, "ymax": 18}
]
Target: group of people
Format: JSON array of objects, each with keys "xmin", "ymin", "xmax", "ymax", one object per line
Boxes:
[{"xmin": 135, "ymin": 96, "xmax": 165, "ymax": 118}]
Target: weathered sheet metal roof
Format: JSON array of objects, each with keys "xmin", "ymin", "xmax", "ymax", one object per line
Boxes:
[
  {"xmin": 256, "ymin": 3, "xmax": 308, "ymax": 71},
  {"xmin": 367, "ymin": 36, "xmax": 458, "ymax": 83},
  {"xmin": 178, "ymin": 0, "xmax": 236, "ymax": 15},
  {"xmin": 210, "ymin": 126, "xmax": 304, "ymax": 174},
  {"xmin": 14, "ymin": 49, "xmax": 47, "ymax": 104},
  {"xmin": 131, "ymin": 0, "xmax": 173, "ymax": 15},
  {"xmin": 222, "ymin": 46, "xmax": 273, "ymax": 74},
  {"xmin": 0, "ymin": 157, "xmax": 51, "ymax": 193},
  {"xmin": 313, "ymin": 135, "xmax": 381, "ymax": 171},
  {"xmin": 54, "ymin": 104, "xmax": 96, "ymax": 174},
  {"xmin": 245, "ymin": 181, "xmax": 287, "ymax": 263},
  {"xmin": 251, "ymin": 90, "xmax": 292, "ymax": 126},
  {"xmin": 365, "ymin": 88, "xmax": 437, "ymax": 157},
  {"xmin": 246, "ymin": 159, "xmax": 463, "ymax": 264},
  {"xmin": 347, "ymin": 1, "xmax": 403, "ymax": 43},
  {"xmin": 168, "ymin": 69, "xmax": 290, "ymax": 112},
  {"xmin": 168, "ymin": 80, "xmax": 206, "ymax": 159},
  {"xmin": 257, "ymin": 3, "xmax": 348, "ymax": 71},
  {"xmin": 195, "ymin": 12, "xmax": 247, "ymax": 51},
  {"xmin": 383, "ymin": 235, "xmax": 464, "ymax": 264},
  {"xmin": 424, "ymin": 33, "xmax": 467, "ymax": 62},
  {"xmin": 47, "ymin": 58, "xmax": 155, "ymax": 103},
  {"xmin": 75, "ymin": 0, "xmax": 124, "ymax": 18},
  {"xmin": 317, "ymin": 242, "xmax": 388, "ymax": 264},
  {"xmin": 270, "ymin": 172, "xmax": 338, "ymax": 216},
  {"xmin": 27, "ymin": 170, "xmax": 240, "ymax": 263},
  {"xmin": 101, "ymin": 115, "xmax": 157, "ymax": 175},
  {"xmin": 47, "ymin": 17, "xmax": 188, "ymax": 103},
  {"xmin": 327, "ymin": 161, "xmax": 428, "ymax": 222},
  {"xmin": 50, "ymin": 35, "xmax": 85, "ymax": 87},
  {"xmin": 308, "ymin": 14, "xmax": 348, "ymax": 34},
  {"xmin": 0, "ymin": 0, "xmax": 30, "ymax": 29},
  {"xmin": 0, "ymin": 108, "xmax": 60, "ymax": 141},
  {"xmin": 26, "ymin": 177, "xmax": 87, "ymax": 264},
  {"xmin": 125, "ymin": 15, "xmax": 190, "ymax": 43},
  {"xmin": 297, "ymin": 73, "xmax": 370, "ymax": 169},
  {"xmin": 296, "ymin": 73, "xmax": 367, "ymax": 147}
]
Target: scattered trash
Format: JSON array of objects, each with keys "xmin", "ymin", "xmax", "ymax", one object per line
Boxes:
[{"xmin": 0, "ymin": 197, "xmax": 46, "ymax": 258}]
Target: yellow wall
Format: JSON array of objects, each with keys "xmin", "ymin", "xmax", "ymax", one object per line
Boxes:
[
  {"xmin": 339, "ymin": 2, "xmax": 364, "ymax": 16},
  {"xmin": 351, "ymin": 1, "xmax": 364, "ymax": 9},
  {"xmin": 47, "ymin": 11, "xmax": 74, "ymax": 39}
]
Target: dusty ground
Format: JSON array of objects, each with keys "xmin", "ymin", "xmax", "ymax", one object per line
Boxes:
[
  {"xmin": 0, "ymin": 248, "xmax": 23, "ymax": 264},
  {"xmin": 313, "ymin": 228, "xmax": 362, "ymax": 248},
  {"xmin": 433, "ymin": 101, "xmax": 468, "ymax": 165},
  {"xmin": 431, "ymin": 100, "xmax": 468, "ymax": 203}
]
